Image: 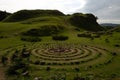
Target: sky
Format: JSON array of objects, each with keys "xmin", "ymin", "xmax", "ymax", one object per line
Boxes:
[{"xmin": 0, "ymin": 0, "xmax": 120, "ymax": 24}]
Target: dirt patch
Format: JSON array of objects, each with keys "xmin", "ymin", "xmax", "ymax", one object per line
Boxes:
[{"xmin": 0, "ymin": 64, "xmax": 6, "ymax": 80}]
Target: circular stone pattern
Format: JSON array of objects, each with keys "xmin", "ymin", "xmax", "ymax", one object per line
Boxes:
[{"xmin": 30, "ymin": 43, "xmax": 113, "ymax": 67}]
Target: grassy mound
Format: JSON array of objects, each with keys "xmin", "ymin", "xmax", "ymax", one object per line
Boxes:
[{"xmin": 3, "ymin": 10, "xmax": 65, "ymax": 22}]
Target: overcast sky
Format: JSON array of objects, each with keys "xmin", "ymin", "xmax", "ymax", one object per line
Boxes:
[{"xmin": 0, "ymin": 0, "xmax": 120, "ymax": 23}]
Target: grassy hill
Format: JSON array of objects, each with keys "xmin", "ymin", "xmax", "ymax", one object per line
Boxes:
[
  {"xmin": 69, "ymin": 13, "xmax": 104, "ymax": 31},
  {"xmin": 3, "ymin": 10, "xmax": 65, "ymax": 22},
  {"xmin": 2, "ymin": 9, "xmax": 104, "ymax": 32},
  {"xmin": 0, "ymin": 9, "xmax": 120, "ymax": 80}
]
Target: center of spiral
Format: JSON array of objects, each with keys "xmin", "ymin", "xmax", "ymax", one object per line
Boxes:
[{"xmin": 49, "ymin": 47, "xmax": 70, "ymax": 53}]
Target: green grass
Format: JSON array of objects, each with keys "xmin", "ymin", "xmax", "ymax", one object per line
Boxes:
[{"xmin": 0, "ymin": 16, "xmax": 120, "ymax": 80}]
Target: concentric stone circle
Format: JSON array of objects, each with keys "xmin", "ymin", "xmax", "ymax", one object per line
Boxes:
[{"xmin": 30, "ymin": 43, "xmax": 113, "ymax": 66}]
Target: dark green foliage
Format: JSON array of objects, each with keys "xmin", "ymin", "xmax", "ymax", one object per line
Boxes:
[
  {"xmin": 52, "ymin": 35, "xmax": 68, "ymax": 41},
  {"xmin": 74, "ymin": 62, "xmax": 80, "ymax": 65},
  {"xmin": 88, "ymin": 66, "xmax": 92, "ymax": 68},
  {"xmin": 92, "ymin": 33, "xmax": 101, "ymax": 38},
  {"xmin": 6, "ymin": 65, "xmax": 18, "ymax": 75},
  {"xmin": 1, "ymin": 55, "xmax": 8, "ymax": 65},
  {"xmin": 3, "ymin": 10, "xmax": 64, "ymax": 22},
  {"xmin": 22, "ymin": 25, "xmax": 64, "ymax": 36},
  {"xmin": 77, "ymin": 33, "xmax": 92, "ymax": 38},
  {"xmin": 21, "ymin": 48, "xmax": 30, "ymax": 58},
  {"xmin": 111, "ymin": 52, "xmax": 117, "ymax": 56},
  {"xmin": 0, "ymin": 36, "xmax": 8, "ymax": 39},
  {"xmin": 40, "ymin": 62, "xmax": 46, "ymax": 65},
  {"xmin": 6, "ymin": 48, "xmax": 30, "ymax": 76},
  {"xmin": 75, "ymin": 68, "xmax": 80, "ymax": 72},
  {"xmin": 69, "ymin": 13, "xmax": 103, "ymax": 31},
  {"xmin": 73, "ymin": 77, "xmax": 85, "ymax": 80},
  {"xmin": 114, "ymin": 44, "xmax": 120, "ymax": 47},
  {"xmin": 34, "ymin": 60, "xmax": 40, "ymax": 65},
  {"xmin": 6, "ymin": 60, "xmax": 27, "ymax": 75},
  {"xmin": 75, "ymin": 28, "xmax": 81, "ymax": 31},
  {"xmin": 11, "ymin": 51, "xmax": 19, "ymax": 62},
  {"xmin": 21, "ymin": 36, "xmax": 41, "ymax": 42},
  {"xmin": 46, "ymin": 67, "xmax": 51, "ymax": 71},
  {"xmin": 105, "ymin": 39, "xmax": 110, "ymax": 43},
  {"xmin": 21, "ymin": 51, "xmax": 30, "ymax": 58},
  {"xmin": 0, "ymin": 10, "xmax": 11, "ymax": 21}
]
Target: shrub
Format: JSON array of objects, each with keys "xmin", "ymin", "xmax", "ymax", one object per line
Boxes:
[
  {"xmin": 1, "ymin": 55, "xmax": 8, "ymax": 65},
  {"xmin": 74, "ymin": 62, "xmax": 80, "ymax": 65},
  {"xmin": 47, "ymin": 63, "xmax": 51, "ymax": 65},
  {"xmin": 75, "ymin": 68, "xmax": 80, "ymax": 72},
  {"xmin": 34, "ymin": 60, "xmax": 40, "ymax": 65},
  {"xmin": 6, "ymin": 65, "xmax": 18, "ymax": 75},
  {"xmin": 77, "ymin": 33, "xmax": 92, "ymax": 38},
  {"xmin": 52, "ymin": 35, "xmax": 68, "ymax": 41},
  {"xmin": 114, "ymin": 44, "xmax": 120, "ymax": 47},
  {"xmin": 21, "ymin": 48, "xmax": 30, "ymax": 58},
  {"xmin": 88, "ymin": 66, "xmax": 92, "ymax": 68},
  {"xmin": 11, "ymin": 53, "xmax": 18, "ymax": 62},
  {"xmin": 0, "ymin": 36, "xmax": 8, "ymax": 39},
  {"xmin": 93, "ymin": 34, "xmax": 100, "ymax": 38},
  {"xmin": 40, "ymin": 62, "xmax": 46, "ymax": 65},
  {"xmin": 46, "ymin": 67, "xmax": 51, "ymax": 71},
  {"xmin": 105, "ymin": 39, "xmax": 110, "ymax": 43},
  {"xmin": 22, "ymin": 25, "xmax": 64, "ymax": 36},
  {"xmin": 111, "ymin": 52, "xmax": 117, "ymax": 56}
]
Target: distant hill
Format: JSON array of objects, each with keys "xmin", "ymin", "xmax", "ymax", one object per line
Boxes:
[
  {"xmin": 0, "ymin": 10, "xmax": 11, "ymax": 21},
  {"xmin": 100, "ymin": 23, "xmax": 120, "ymax": 27},
  {"xmin": 3, "ymin": 10, "xmax": 65, "ymax": 22}
]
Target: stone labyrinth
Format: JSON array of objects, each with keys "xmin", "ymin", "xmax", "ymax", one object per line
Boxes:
[{"xmin": 30, "ymin": 43, "xmax": 114, "ymax": 67}]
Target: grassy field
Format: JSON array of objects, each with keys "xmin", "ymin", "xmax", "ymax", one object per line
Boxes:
[{"xmin": 0, "ymin": 14, "xmax": 120, "ymax": 80}]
